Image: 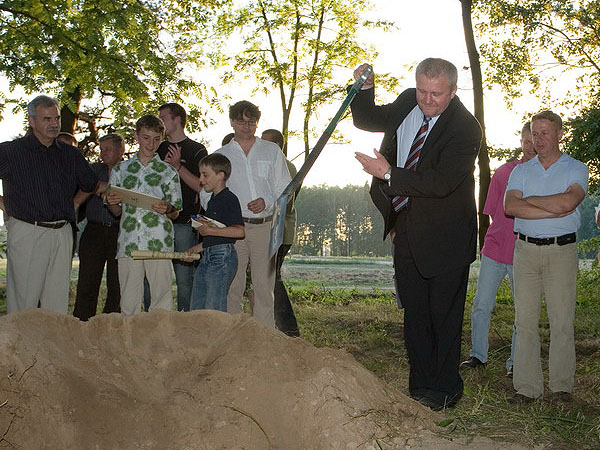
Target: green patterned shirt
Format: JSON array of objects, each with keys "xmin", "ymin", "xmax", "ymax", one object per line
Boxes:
[{"xmin": 109, "ymin": 153, "xmax": 182, "ymax": 258}]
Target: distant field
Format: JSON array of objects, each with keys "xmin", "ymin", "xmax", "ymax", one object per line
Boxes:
[{"xmin": 282, "ymin": 255, "xmax": 396, "ymax": 290}]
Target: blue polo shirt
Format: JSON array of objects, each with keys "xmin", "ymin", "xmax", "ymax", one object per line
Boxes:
[{"xmin": 506, "ymin": 153, "xmax": 588, "ymax": 238}]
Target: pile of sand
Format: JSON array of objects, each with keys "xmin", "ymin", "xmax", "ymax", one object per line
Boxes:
[{"xmin": 0, "ymin": 310, "xmax": 531, "ymax": 449}]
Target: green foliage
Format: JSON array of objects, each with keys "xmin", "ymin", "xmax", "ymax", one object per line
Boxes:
[
  {"xmin": 576, "ymin": 195, "xmax": 600, "ymax": 258},
  {"xmin": 213, "ymin": 0, "xmax": 398, "ymax": 154},
  {"xmin": 488, "ymin": 145, "xmax": 520, "ymax": 162},
  {"xmin": 577, "ymin": 267, "xmax": 600, "ymax": 305},
  {"xmin": 0, "ymin": 228, "xmax": 6, "ymax": 258},
  {"xmin": 565, "ymin": 108, "xmax": 600, "ymax": 190},
  {"xmin": 474, "ymin": 0, "xmax": 600, "ymax": 108},
  {"xmin": 0, "ymin": 0, "xmax": 225, "ymax": 150}
]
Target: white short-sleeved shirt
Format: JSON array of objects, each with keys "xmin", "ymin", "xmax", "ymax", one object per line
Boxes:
[{"xmin": 109, "ymin": 153, "xmax": 182, "ymax": 258}]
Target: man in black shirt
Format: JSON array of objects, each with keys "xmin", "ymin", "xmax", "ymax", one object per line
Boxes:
[
  {"xmin": 158, "ymin": 102, "xmax": 208, "ymax": 311},
  {"xmin": 0, "ymin": 95, "xmax": 99, "ymax": 314}
]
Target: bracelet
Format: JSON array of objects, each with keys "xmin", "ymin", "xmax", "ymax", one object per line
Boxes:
[{"xmin": 177, "ymin": 164, "xmax": 182, "ymax": 172}]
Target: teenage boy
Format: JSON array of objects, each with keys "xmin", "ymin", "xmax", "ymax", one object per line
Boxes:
[
  {"xmin": 106, "ymin": 114, "xmax": 182, "ymax": 315},
  {"xmin": 186, "ymin": 154, "xmax": 245, "ymax": 312},
  {"xmin": 158, "ymin": 102, "xmax": 207, "ymax": 311}
]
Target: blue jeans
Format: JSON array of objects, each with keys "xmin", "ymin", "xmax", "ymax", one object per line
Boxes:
[
  {"xmin": 172, "ymin": 223, "xmax": 198, "ymax": 311},
  {"xmin": 191, "ymin": 244, "xmax": 238, "ymax": 312},
  {"xmin": 470, "ymin": 254, "xmax": 517, "ymax": 369}
]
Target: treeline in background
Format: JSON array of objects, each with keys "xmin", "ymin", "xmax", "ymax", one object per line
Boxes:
[{"xmin": 293, "ymin": 184, "xmax": 600, "ymax": 258}]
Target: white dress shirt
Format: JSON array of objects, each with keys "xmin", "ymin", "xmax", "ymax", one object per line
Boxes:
[{"xmin": 396, "ymin": 105, "xmax": 440, "ymax": 168}]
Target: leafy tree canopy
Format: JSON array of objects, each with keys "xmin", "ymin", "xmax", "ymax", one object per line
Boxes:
[
  {"xmin": 0, "ymin": 0, "xmax": 226, "ymax": 152},
  {"xmin": 565, "ymin": 107, "xmax": 600, "ymax": 192},
  {"xmin": 213, "ymin": 0, "xmax": 398, "ymax": 156},
  {"xmin": 473, "ymin": 0, "xmax": 600, "ymax": 108}
]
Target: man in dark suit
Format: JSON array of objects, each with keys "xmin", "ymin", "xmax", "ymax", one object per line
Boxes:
[{"xmin": 353, "ymin": 58, "xmax": 482, "ymax": 410}]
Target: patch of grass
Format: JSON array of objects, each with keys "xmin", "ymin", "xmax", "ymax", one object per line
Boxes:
[{"xmin": 291, "ymin": 271, "xmax": 600, "ymax": 450}]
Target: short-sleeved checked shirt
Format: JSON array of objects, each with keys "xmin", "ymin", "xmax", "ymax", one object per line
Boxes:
[{"xmin": 109, "ymin": 153, "xmax": 182, "ymax": 258}]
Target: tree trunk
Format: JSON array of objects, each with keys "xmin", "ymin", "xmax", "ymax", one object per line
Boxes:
[
  {"xmin": 460, "ymin": 0, "xmax": 490, "ymax": 250},
  {"xmin": 60, "ymin": 85, "xmax": 82, "ymax": 137}
]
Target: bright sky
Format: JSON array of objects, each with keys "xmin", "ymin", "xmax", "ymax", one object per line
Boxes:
[{"xmin": 0, "ymin": 0, "xmax": 547, "ymax": 187}]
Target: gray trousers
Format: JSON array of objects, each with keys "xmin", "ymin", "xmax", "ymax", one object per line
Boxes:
[
  {"xmin": 6, "ymin": 217, "xmax": 73, "ymax": 314},
  {"xmin": 228, "ymin": 221, "xmax": 276, "ymax": 327}
]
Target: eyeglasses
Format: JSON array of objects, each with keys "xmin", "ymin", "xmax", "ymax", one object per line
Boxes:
[{"xmin": 234, "ymin": 119, "xmax": 258, "ymax": 126}]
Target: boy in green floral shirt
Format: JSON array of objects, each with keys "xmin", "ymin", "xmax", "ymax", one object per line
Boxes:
[{"xmin": 106, "ymin": 115, "xmax": 182, "ymax": 315}]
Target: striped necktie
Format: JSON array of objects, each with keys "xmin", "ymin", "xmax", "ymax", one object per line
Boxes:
[{"xmin": 392, "ymin": 116, "xmax": 431, "ymax": 212}]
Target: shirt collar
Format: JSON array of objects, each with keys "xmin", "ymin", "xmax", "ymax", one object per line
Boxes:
[{"xmin": 23, "ymin": 132, "xmax": 61, "ymax": 151}]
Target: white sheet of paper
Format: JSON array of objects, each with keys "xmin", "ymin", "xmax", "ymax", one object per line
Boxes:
[
  {"xmin": 107, "ymin": 185, "xmax": 162, "ymax": 211},
  {"xmin": 191, "ymin": 215, "xmax": 226, "ymax": 228}
]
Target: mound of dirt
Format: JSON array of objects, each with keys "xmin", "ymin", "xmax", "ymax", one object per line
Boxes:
[{"xmin": 0, "ymin": 310, "xmax": 531, "ymax": 449}]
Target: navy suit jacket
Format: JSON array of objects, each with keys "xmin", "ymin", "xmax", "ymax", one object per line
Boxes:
[{"xmin": 351, "ymin": 87, "xmax": 482, "ymax": 278}]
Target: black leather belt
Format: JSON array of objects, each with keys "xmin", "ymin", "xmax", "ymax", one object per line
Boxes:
[
  {"xmin": 518, "ymin": 232, "xmax": 576, "ymax": 246},
  {"xmin": 17, "ymin": 217, "xmax": 68, "ymax": 229},
  {"xmin": 88, "ymin": 220, "xmax": 118, "ymax": 228},
  {"xmin": 242, "ymin": 215, "xmax": 272, "ymax": 224}
]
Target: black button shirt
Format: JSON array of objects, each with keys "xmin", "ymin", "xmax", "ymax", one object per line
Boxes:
[
  {"xmin": 157, "ymin": 137, "xmax": 207, "ymax": 224},
  {"xmin": 0, "ymin": 133, "xmax": 98, "ymax": 222}
]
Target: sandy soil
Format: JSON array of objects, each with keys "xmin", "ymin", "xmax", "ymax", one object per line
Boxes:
[{"xmin": 0, "ymin": 309, "xmax": 535, "ymax": 449}]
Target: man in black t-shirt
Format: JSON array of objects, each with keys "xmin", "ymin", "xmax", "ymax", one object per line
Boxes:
[{"xmin": 156, "ymin": 102, "xmax": 208, "ymax": 311}]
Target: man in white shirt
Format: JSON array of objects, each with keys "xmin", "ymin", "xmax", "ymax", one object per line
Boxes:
[{"xmin": 217, "ymin": 100, "xmax": 291, "ymax": 326}]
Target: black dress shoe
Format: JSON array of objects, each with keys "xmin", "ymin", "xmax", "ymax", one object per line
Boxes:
[
  {"xmin": 417, "ymin": 396, "xmax": 445, "ymax": 411},
  {"xmin": 548, "ymin": 391, "xmax": 573, "ymax": 403},
  {"xmin": 507, "ymin": 393, "xmax": 534, "ymax": 404},
  {"xmin": 460, "ymin": 356, "xmax": 485, "ymax": 369}
]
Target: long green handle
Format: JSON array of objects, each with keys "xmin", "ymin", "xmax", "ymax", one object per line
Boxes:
[{"xmin": 269, "ymin": 65, "xmax": 373, "ymax": 258}]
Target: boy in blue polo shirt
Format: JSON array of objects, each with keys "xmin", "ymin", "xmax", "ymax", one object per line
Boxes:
[{"xmin": 186, "ymin": 154, "xmax": 245, "ymax": 312}]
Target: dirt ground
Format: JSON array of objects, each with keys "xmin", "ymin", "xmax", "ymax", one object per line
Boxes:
[{"xmin": 0, "ymin": 309, "xmax": 536, "ymax": 449}]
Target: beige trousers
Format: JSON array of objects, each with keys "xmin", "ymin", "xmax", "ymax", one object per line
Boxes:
[
  {"xmin": 512, "ymin": 239, "xmax": 577, "ymax": 398},
  {"xmin": 227, "ymin": 222, "xmax": 276, "ymax": 327},
  {"xmin": 6, "ymin": 217, "xmax": 73, "ymax": 314},
  {"xmin": 118, "ymin": 257, "xmax": 173, "ymax": 315}
]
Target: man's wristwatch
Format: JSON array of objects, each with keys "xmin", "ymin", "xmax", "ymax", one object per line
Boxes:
[{"xmin": 383, "ymin": 167, "xmax": 392, "ymax": 181}]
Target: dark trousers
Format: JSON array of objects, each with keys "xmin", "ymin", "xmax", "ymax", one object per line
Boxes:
[
  {"xmin": 274, "ymin": 244, "xmax": 299, "ymax": 336},
  {"xmin": 74, "ymin": 222, "xmax": 121, "ymax": 321},
  {"xmin": 393, "ymin": 214, "xmax": 468, "ymax": 405}
]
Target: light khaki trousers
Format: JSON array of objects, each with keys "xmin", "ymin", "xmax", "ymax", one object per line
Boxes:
[
  {"xmin": 227, "ymin": 222, "xmax": 276, "ymax": 327},
  {"xmin": 6, "ymin": 217, "xmax": 73, "ymax": 314},
  {"xmin": 118, "ymin": 257, "xmax": 173, "ymax": 315},
  {"xmin": 512, "ymin": 239, "xmax": 577, "ymax": 398}
]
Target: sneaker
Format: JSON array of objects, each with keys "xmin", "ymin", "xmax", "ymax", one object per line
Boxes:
[
  {"xmin": 506, "ymin": 365, "xmax": 513, "ymax": 378},
  {"xmin": 507, "ymin": 393, "xmax": 534, "ymax": 404},
  {"xmin": 460, "ymin": 356, "xmax": 485, "ymax": 369},
  {"xmin": 549, "ymin": 391, "xmax": 573, "ymax": 403}
]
